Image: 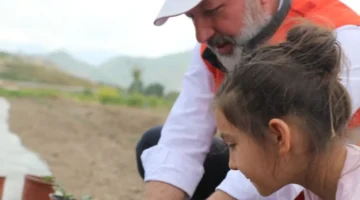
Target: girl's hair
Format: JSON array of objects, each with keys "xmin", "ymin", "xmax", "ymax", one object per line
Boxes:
[{"xmin": 215, "ymin": 22, "xmax": 352, "ymax": 152}]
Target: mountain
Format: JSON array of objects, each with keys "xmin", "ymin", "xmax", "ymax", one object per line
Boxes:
[
  {"xmin": 44, "ymin": 50, "xmax": 192, "ymax": 92},
  {"xmin": 0, "ymin": 51, "xmax": 94, "ymax": 87},
  {"xmin": 0, "ymin": 41, "xmax": 193, "ymax": 91},
  {"xmin": 44, "ymin": 50, "xmax": 116, "ymax": 85},
  {"xmin": 97, "ymin": 51, "xmax": 191, "ymax": 91},
  {"xmin": 71, "ymin": 50, "xmax": 118, "ymax": 66}
]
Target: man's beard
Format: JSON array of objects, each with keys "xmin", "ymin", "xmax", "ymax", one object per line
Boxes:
[{"xmin": 207, "ymin": 0, "xmax": 272, "ymax": 71}]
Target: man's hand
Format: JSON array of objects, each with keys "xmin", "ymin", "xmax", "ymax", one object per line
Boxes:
[
  {"xmin": 207, "ymin": 190, "xmax": 236, "ymax": 200},
  {"xmin": 143, "ymin": 181, "xmax": 186, "ymax": 200}
]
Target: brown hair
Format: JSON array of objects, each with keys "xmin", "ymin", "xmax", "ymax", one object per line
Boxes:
[{"xmin": 215, "ymin": 22, "xmax": 352, "ymax": 152}]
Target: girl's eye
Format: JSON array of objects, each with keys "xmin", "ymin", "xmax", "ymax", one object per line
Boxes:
[{"xmin": 227, "ymin": 143, "xmax": 236, "ymax": 149}]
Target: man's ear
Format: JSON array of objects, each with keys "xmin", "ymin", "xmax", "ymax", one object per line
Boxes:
[{"xmin": 268, "ymin": 118, "xmax": 291, "ymax": 154}]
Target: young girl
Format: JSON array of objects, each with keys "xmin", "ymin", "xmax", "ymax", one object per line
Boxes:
[{"xmin": 213, "ymin": 23, "xmax": 360, "ymax": 199}]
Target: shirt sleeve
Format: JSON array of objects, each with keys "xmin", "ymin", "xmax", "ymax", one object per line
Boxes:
[
  {"xmin": 140, "ymin": 43, "xmax": 217, "ymax": 197},
  {"xmin": 335, "ymin": 25, "xmax": 360, "ymax": 115},
  {"xmin": 216, "ymin": 170, "xmax": 303, "ymax": 200}
]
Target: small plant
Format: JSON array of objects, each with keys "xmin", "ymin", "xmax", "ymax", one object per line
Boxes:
[
  {"xmin": 49, "ymin": 182, "xmax": 93, "ymax": 200},
  {"xmin": 42, "ymin": 176, "xmax": 54, "ymax": 183}
]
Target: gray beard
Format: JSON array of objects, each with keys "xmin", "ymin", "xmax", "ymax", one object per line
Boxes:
[
  {"xmin": 211, "ymin": 0, "xmax": 272, "ymax": 72},
  {"xmin": 216, "ymin": 46, "xmax": 245, "ymax": 72}
]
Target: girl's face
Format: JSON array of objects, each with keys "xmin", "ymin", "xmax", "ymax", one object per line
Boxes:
[{"xmin": 214, "ymin": 108, "xmax": 300, "ymax": 196}]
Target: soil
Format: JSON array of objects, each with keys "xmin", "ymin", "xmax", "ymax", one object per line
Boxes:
[{"xmin": 8, "ymin": 98, "xmax": 167, "ymax": 200}]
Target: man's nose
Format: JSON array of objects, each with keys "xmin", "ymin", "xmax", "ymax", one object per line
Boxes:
[
  {"xmin": 193, "ymin": 18, "xmax": 214, "ymax": 43},
  {"xmin": 195, "ymin": 27, "xmax": 215, "ymax": 43}
]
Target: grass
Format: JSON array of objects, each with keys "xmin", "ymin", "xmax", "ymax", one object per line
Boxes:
[
  {"xmin": 0, "ymin": 87, "xmax": 175, "ymax": 109},
  {"xmin": 0, "ymin": 88, "xmax": 62, "ymax": 98}
]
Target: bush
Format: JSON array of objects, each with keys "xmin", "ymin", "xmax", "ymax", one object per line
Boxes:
[
  {"xmin": 82, "ymin": 88, "xmax": 93, "ymax": 96},
  {"xmin": 147, "ymin": 96, "xmax": 161, "ymax": 107},
  {"xmin": 125, "ymin": 93, "xmax": 145, "ymax": 107},
  {"xmin": 99, "ymin": 96, "xmax": 126, "ymax": 105},
  {"xmin": 97, "ymin": 86, "xmax": 119, "ymax": 98}
]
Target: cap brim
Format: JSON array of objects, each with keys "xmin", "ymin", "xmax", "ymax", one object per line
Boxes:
[{"xmin": 154, "ymin": 0, "xmax": 202, "ymax": 26}]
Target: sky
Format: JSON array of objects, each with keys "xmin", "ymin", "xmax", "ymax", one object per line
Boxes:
[
  {"xmin": 0, "ymin": 0, "xmax": 197, "ymax": 60},
  {"xmin": 0, "ymin": 0, "xmax": 358, "ymax": 62}
]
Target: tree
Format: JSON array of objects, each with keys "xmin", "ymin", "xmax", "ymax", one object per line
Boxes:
[
  {"xmin": 128, "ymin": 66, "xmax": 144, "ymax": 94},
  {"xmin": 132, "ymin": 66, "xmax": 141, "ymax": 82},
  {"xmin": 165, "ymin": 91, "xmax": 180, "ymax": 102},
  {"xmin": 144, "ymin": 82, "xmax": 165, "ymax": 97}
]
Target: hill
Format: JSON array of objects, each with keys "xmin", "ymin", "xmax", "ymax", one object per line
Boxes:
[
  {"xmin": 98, "ymin": 51, "xmax": 191, "ymax": 91},
  {"xmin": 45, "ymin": 51, "xmax": 115, "ymax": 85},
  {"xmin": 44, "ymin": 50, "xmax": 192, "ymax": 91},
  {"xmin": 0, "ymin": 52, "xmax": 94, "ymax": 87}
]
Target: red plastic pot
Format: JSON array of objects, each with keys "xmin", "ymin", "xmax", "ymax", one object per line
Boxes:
[
  {"xmin": 22, "ymin": 175, "xmax": 54, "ymax": 200},
  {"xmin": 0, "ymin": 177, "xmax": 5, "ymax": 200}
]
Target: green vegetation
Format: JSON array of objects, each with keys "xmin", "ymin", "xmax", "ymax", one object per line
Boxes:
[
  {"xmin": 43, "ymin": 176, "xmax": 93, "ymax": 200},
  {"xmin": 0, "ymin": 88, "xmax": 61, "ymax": 98},
  {"xmin": 0, "ymin": 51, "xmax": 181, "ymax": 109},
  {"xmin": 0, "ymin": 87, "xmax": 177, "ymax": 109}
]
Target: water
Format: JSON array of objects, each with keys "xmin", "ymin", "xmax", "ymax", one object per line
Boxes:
[{"xmin": 0, "ymin": 98, "xmax": 51, "ymax": 200}]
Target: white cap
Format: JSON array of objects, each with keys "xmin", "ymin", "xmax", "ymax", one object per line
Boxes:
[{"xmin": 154, "ymin": 0, "xmax": 202, "ymax": 26}]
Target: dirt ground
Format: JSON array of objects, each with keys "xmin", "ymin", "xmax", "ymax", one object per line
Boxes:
[{"xmin": 8, "ymin": 98, "xmax": 167, "ymax": 200}]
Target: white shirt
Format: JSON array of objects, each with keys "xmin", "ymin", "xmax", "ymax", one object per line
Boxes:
[
  {"xmin": 140, "ymin": 25, "xmax": 360, "ymax": 199},
  {"xmin": 304, "ymin": 145, "xmax": 360, "ymax": 200}
]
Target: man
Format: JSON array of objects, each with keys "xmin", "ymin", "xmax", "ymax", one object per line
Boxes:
[{"xmin": 136, "ymin": 0, "xmax": 360, "ymax": 199}]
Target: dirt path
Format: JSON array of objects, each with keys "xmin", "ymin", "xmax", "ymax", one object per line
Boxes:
[{"xmin": 8, "ymin": 98, "xmax": 166, "ymax": 200}]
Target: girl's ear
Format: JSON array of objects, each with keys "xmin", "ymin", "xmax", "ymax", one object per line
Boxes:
[{"xmin": 268, "ymin": 118, "xmax": 291, "ymax": 154}]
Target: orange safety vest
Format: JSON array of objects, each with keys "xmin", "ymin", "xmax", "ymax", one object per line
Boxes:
[{"xmin": 200, "ymin": 0, "xmax": 360, "ymax": 129}]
